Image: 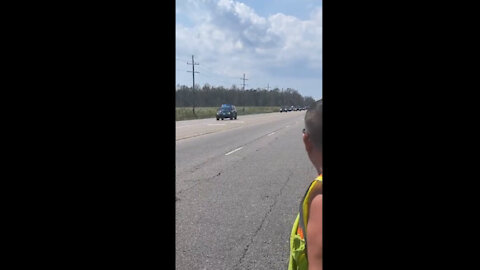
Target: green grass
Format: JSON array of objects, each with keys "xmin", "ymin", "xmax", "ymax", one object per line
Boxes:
[{"xmin": 176, "ymin": 106, "xmax": 280, "ymax": 121}]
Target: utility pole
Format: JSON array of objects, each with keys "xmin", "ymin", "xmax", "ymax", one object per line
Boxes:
[
  {"xmin": 266, "ymin": 83, "xmax": 270, "ymax": 91},
  {"xmin": 187, "ymin": 55, "xmax": 199, "ymax": 116},
  {"xmin": 240, "ymin": 73, "xmax": 248, "ymax": 91}
]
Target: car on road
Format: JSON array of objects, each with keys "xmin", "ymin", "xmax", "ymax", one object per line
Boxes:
[
  {"xmin": 280, "ymin": 107, "xmax": 288, "ymax": 113},
  {"xmin": 216, "ymin": 104, "xmax": 237, "ymax": 120}
]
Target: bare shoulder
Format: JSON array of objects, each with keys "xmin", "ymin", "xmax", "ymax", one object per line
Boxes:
[
  {"xmin": 310, "ymin": 194, "xmax": 322, "ymax": 214},
  {"xmin": 308, "ymin": 182, "xmax": 322, "ymax": 209},
  {"xmin": 307, "ymin": 194, "xmax": 322, "ymax": 269}
]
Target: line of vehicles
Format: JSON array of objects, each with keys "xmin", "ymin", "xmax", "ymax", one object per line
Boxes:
[
  {"xmin": 215, "ymin": 104, "xmax": 307, "ymax": 120},
  {"xmin": 280, "ymin": 105, "xmax": 307, "ymax": 112}
]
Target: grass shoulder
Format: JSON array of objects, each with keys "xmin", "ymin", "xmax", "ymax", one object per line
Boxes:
[{"xmin": 176, "ymin": 106, "xmax": 280, "ymax": 121}]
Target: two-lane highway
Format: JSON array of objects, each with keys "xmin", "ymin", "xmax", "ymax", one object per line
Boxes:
[{"xmin": 176, "ymin": 111, "xmax": 317, "ymax": 270}]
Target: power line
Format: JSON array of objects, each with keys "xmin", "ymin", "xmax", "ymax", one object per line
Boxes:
[
  {"xmin": 197, "ymin": 65, "xmax": 241, "ymax": 80},
  {"xmin": 195, "ymin": 65, "xmax": 240, "ymax": 86},
  {"xmin": 198, "ymin": 73, "xmax": 232, "ymax": 85},
  {"xmin": 191, "ymin": 59, "xmax": 246, "ymax": 80},
  {"xmin": 180, "ymin": 57, "xmax": 257, "ymax": 89},
  {"xmin": 177, "ymin": 73, "xmax": 236, "ymax": 88},
  {"xmin": 193, "ymin": 60, "xmax": 216, "ymax": 71}
]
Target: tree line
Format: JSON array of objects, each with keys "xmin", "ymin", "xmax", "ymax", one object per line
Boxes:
[{"xmin": 176, "ymin": 83, "xmax": 317, "ymax": 108}]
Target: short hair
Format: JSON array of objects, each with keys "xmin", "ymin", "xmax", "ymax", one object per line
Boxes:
[{"xmin": 304, "ymin": 100, "xmax": 322, "ymax": 150}]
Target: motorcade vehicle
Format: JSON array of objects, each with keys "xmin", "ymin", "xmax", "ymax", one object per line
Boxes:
[{"xmin": 216, "ymin": 104, "xmax": 237, "ymax": 120}]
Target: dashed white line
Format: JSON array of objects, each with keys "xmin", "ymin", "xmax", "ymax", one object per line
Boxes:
[
  {"xmin": 267, "ymin": 132, "xmax": 276, "ymax": 136},
  {"xmin": 225, "ymin": 147, "xmax": 243, "ymax": 156},
  {"xmin": 176, "ymin": 124, "xmax": 197, "ymax": 129}
]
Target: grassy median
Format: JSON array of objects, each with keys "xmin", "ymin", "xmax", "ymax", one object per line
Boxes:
[{"xmin": 176, "ymin": 106, "xmax": 280, "ymax": 121}]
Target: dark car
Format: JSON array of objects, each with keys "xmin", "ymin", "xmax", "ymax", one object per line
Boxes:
[
  {"xmin": 280, "ymin": 107, "xmax": 288, "ymax": 113},
  {"xmin": 216, "ymin": 104, "xmax": 237, "ymax": 120},
  {"xmin": 288, "ymin": 106, "xmax": 293, "ymax": 112}
]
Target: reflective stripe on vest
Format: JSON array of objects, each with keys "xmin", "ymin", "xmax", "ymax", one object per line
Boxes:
[{"xmin": 288, "ymin": 174, "xmax": 322, "ymax": 270}]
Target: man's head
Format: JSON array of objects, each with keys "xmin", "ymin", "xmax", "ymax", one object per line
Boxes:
[{"xmin": 303, "ymin": 100, "xmax": 322, "ymax": 175}]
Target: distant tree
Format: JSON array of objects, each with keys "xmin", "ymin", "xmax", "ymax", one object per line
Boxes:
[
  {"xmin": 175, "ymin": 84, "xmax": 315, "ymax": 108},
  {"xmin": 304, "ymin": 96, "xmax": 316, "ymax": 107}
]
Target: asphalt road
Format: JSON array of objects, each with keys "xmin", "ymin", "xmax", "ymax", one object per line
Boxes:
[{"xmin": 176, "ymin": 111, "xmax": 318, "ymax": 270}]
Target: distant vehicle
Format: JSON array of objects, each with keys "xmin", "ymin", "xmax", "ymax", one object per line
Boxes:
[
  {"xmin": 280, "ymin": 107, "xmax": 288, "ymax": 113},
  {"xmin": 290, "ymin": 106, "xmax": 295, "ymax": 111},
  {"xmin": 216, "ymin": 104, "xmax": 237, "ymax": 120}
]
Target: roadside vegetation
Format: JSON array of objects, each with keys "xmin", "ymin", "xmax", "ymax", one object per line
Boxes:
[
  {"xmin": 176, "ymin": 84, "xmax": 316, "ymax": 107},
  {"xmin": 176, "ymin": 106, "xmax": 280, "ymax": 121},
  {"xmin": 176, "ymin": 83, "xmax": 319, "ymax": 121}
]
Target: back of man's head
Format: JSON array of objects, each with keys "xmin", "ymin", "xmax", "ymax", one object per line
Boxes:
[{"xmin": 304, "ymin": 100, "xmax": 322, "ymax": 151}]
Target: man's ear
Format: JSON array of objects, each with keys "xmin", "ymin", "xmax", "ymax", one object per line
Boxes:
[{"xmin": 303, "ymin": 133, "xmax": 313, "ymax": 153}]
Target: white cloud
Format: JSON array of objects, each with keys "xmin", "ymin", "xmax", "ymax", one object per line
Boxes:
[{"xmin": 176, "ymin": 0, "xmax": 322, "ymax": 98}]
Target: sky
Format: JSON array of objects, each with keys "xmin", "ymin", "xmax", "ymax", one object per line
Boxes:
[{"xmin": 176, "ymin": 0, "xmax": 322, "ymax": 100}]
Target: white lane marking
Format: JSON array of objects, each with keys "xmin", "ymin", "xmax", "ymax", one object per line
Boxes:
[
  {"xmin": 268, "ymin": 132, "xmax": 276, "ymax": 136},
  {"xmin": 286, "ymin": 125, "xmax": 290, "ymax": 128},
  {"xmin": 176, "ymin": 124, "xmax": 198, "ymax": 129},
  {"xmin": 225, "ymin": 147, "xmax": 243, "ymax": 156},
  {"xmin": 208, "ymin": 124, "xmax": 226, "ymax": 126}
]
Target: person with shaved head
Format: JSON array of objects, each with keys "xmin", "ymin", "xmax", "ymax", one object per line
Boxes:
[{"xmin": 288, "ymin": 100, "xmax": 322, "ymax": 270}]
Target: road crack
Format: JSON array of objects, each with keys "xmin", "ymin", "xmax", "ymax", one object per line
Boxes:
[
  {"xmin": 232, "ymin": 170, "xmax": 294, "ymax": 269},
  {"xmin": 176, "ymin": 171, "xmax": 222, "ymax": 196}
]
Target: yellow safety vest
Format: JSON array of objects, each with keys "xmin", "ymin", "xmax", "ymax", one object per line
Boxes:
[{"xmin": 288, "ymin": 174, "xmax": 322, "ymax": 270}]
